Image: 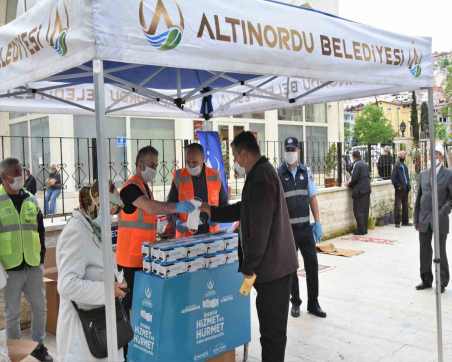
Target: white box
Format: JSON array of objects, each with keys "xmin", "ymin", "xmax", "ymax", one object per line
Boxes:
[
  {"xmin": 142, "ymin": 242, "xmax": 152, "ymax": 258},
  {"xmin": 142, "ymin": 257, "xmax": 152, "ymax": 273},
  {"xmin": 186, "ymin": 257, "xmax": 206, "ymax": 272},
  {"xmin": 152, "ymin": 260, "xmax": 187, "ymax": 278},
  {"xmin": 225, "ymin": 249, "xmax": 239, "ymax": 264},
  {"xmin": 205, "ymin": 253, "xmax": 227, "ymax": 269},
  {"xmin": 152, "ymin": 245, "xmax": 187, "ymax": 262},
  {"xmin": 205, "ymin": 238, "xmax": 226, "ymax": 255},
  {"xmin": 224, "ymin": 236, "xmax": 239, "ymax": 251},
  {"xmin": 184, "ymin": 242, "xmax": 207, "ymax": 258}
]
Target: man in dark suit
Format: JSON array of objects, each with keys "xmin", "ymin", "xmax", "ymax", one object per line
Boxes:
[
  {"xmin": 391, "ymin": 151, "xmax": 412, "ymax": 228},
  {"xmin": 203, "ymin": 131, "xmax": 298, "ymax": 362},
  {"xmin": 377, "ymin": 146, "xmax": 394, "ymax": 180},
  {"xmin": 414, "ymin": 146, "xmax": 452, "ymax": 293},
  {"xmin": 348, "ymin": 150, "xmax": 371, "ymax": 235}
]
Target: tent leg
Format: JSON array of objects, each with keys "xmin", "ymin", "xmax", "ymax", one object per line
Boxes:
[
  {"xmin": 93, "ymin": 59, "xmax": 120, "ymax": 361},
  {"xmin": 427, "ymin": 87, "xmax": 443, "ymax": 362}
]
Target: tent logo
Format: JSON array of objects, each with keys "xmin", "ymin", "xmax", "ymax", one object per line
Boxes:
[
  {"xmin": 46, "ymin": 0, "xmax": 70, "ymax": 56},
  {"xmin": 139, "ymin": 0, "xmax": 184, "ymax": 51},
  {"xmin": 408, "ymin": 48, "xmax": 422, "ymax": 78}
]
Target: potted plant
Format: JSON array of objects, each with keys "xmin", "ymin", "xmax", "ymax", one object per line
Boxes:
[{"xmin": 324, "ymin": 144, "xmax": 338, "ymax": 188}]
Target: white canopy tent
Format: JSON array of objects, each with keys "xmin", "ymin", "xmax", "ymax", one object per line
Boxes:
[{"xmin": 0, "ymin": 0, "xmax": 442, "ymax": 360}]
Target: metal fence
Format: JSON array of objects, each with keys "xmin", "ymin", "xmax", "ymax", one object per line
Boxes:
[{"xmin": 0, "ymin": 135, "xmax": 430, "ymax": 219}]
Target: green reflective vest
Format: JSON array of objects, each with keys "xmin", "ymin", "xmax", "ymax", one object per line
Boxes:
[{"xmin": 0, "ymin": 186, "xmax": 40, "ymax": 269}]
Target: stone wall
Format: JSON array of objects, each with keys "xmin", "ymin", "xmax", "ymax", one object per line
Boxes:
[{"xmin": 318, "ymin": 180, "xmax": 395, "ymax": 239}]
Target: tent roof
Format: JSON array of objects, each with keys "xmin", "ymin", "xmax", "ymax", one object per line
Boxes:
[{"xmin": 0, "ymin": 0, "xmax": 433, "ymax": 117}]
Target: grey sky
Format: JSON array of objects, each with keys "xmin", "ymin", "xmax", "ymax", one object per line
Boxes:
[{"xmin": 339, "ymin": 0, "xmax": 451, "ymax": 53}]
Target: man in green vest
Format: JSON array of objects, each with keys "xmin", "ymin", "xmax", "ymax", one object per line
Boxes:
[{"xmin": 0, "ymin": 158, "xmax": 53, "ymax": 361}]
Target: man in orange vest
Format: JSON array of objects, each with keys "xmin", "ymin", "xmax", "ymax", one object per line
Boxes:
[
  {"xmin": 117, "ymin": 145, "xmax": 195, "ymax": 314},
  {"xmin": 168, "ymin": 143, "xmax": 228, "ymax": 238}
]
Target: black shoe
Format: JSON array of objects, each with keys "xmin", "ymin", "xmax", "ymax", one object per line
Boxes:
[
  {"xmin": 402, "ymin": 223, "xmax": 413, "ymax": 227},
  {"xmin": 353, "ymin": 231, "xmax": 365, "ymax": 235},
  {"xmin": 441, "ymin": 286, "xmax": 446, "ymax": 294},
  {"xmin": 308, "ymin": 303, "xmax": 327, "ymax": 318},
  {"xmin": 395, "ymin": 224, "xmax": 401, "ymax": 228},
  {"xmin": 31, "ymin": 343, "xmax": 53, "ymax": 362},
  {"xmin": 291, "ymin": 304, "xmax": 301, "ymax": 318},
  {"xmin": 415, "ymin": 283, "xmax": 432, "ymax": 291}
]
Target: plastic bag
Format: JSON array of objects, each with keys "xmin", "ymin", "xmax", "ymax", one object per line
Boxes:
[{"xmin": 186, "ymin": 199, "xmax": 202, "ymax": 231}]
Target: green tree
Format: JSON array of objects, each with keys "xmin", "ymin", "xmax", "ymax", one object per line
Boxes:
[
  {"xmin": 354, "ymin": 104, "xmax": 395, "ymax": 144},
  {"xmin": 420, "ymin": 101, "xmax": 429, "ymax": 138},
  {"xmin": 435, "ymin": 122, "xmax": 448, "ymax": 142},
  {"xmin": 443, "ymin": 65, "xmax": 452, "ymax": 121},
  {"xmin": 410, "ymin": 91, "xmax": 420, "ymax": 144}
]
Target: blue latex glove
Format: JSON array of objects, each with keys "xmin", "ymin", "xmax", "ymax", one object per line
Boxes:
[
  {"xmin": 176, "ymin": 220, "xmax": 189, "ymax": 233},
  {"xmin": 176, "ymin": 201, "xmax": 195, "ymax": 214},
  {"xmin": 312, "ymin": 222, "xmax": 323, "ymax": 243}
]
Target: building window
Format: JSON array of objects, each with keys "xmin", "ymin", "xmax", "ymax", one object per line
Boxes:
[
  {"xmin": 10, "ymin": 120, "xmax": 29, "ymax": 166},
  {"xmin": 234, "ymin": 112, "xmax": 265, "ymax": 120},
  {"xmin": 278, "ymin": 106, "xmax": 303, "ymax": 122},
  {"xmin": 6, "ymin": 0, "xmax": 18, "ymax": 23},
  {"xmin": 305, "ymin": 104, "xmax": 327, "ymax": 123}
]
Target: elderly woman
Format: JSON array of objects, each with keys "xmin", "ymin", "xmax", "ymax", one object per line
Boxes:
[{"xmin": 56, "ymin": 182, "xmax": 127, "ymax": 362}]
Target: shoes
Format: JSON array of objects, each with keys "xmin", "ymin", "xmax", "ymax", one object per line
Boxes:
[
  {"xmin": 31, "ymin": 343, "xmax": 53, "ymax": 362},
  {"xmin": 395, "ymin": 224, "xmax": 400, "ymax": 228},
  {"xmin": 441, "ymin": 286, "xmax": 446, "ymax": 294},
  {"xmin": 291, "ymin": 304, "xmax": 301, "ymax": 318},
  {"xmin": 353, "ymin": 231, "xmax": 366, "ymax": 235},
  {"xmin": 415, "ymin": 283, "xmax": 432, "ymax": 291},
  {"xmin": 402, "ymin": 223, "xmax": 413, "ymax": 227},
  {"xmin": 307, "ymin": 302, "xmax": 327, "ymax": 318}
]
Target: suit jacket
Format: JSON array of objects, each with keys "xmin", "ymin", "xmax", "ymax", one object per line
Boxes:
[
  {"xmin": 414, "ymin": 167, "xmax": 452, "ymax": 234},
  {"xmin": 377, "ymin": 154, "xmax": 393, "ymax": 179},
  {"xmin": 391, "ymin": 161, "xmax": 411, "ymax": 192},
  {"xmin": 211, "ymin": 157, "xmax": 298, "ymax": 283},
  {"xmin": 348, "ymin": 160, "xmax": 371, "ymax": 199}
]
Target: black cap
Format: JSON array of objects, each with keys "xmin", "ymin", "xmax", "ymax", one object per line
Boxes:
[{"xmin": 284, "ymin": 137, "xmax": 299, "ymax": 151}]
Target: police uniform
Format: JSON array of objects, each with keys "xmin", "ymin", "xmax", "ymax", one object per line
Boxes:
[{"xmin": 278, "ymin": 137, "xmax": 325, "ymax": 317}]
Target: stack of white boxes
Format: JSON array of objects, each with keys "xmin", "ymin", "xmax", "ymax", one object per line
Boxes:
[{"xmin": 142, "ymin": 233, "xmax": 239, "ymax": 278}]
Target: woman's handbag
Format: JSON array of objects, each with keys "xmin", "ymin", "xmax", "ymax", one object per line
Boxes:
[{"xmin": 72, "ymin": 299, "xmax": 133, "ymax": 359}]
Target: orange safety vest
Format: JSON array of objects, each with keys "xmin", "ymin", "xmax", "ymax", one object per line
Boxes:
[
  {"xmin": 116, "ymin": 175, "xmax": 157, "ymax": 268},
  {"xmin": 174, "ymin": 166, "xmax": 221, "ymax": 238}
]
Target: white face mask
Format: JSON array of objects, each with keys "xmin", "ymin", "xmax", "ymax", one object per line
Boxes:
[
  {"xmin": 142, "ymin": 166, "xmax": 157, "ymax": 183},
  {"xmin": 234, "ymin": 162, "xmax": 246, "ymax": 178},
  {"xmin": 284, "ymin": 152, "xmax": 298, "ymax": 165},
  {"xmin": 187, "ymin": 165, "xmax": 202, "ymax": 177},
  {"xmin": 10, "ymin": 176, "xmax": 24, "ymax": 191}
]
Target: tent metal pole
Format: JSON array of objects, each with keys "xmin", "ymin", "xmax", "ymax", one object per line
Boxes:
[
  {"xmin": 35, "ymin": 91, "xmax": 95, "ymax": 113},
  {"xmin": 427, "ymin": 87, "xmax": 444, "ymax": 362},
  {"xmin": 291, "ymin": 81, "xmax": 334, "ymax": 102},
  {"xmin": 93, "ymin": 59, "xmax": 120, "ymax": 361}
]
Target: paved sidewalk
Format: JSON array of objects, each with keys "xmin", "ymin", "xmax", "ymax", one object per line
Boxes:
[{"xmin": 245, "ymin": 222, "xmax": 452, "ymax": 362}]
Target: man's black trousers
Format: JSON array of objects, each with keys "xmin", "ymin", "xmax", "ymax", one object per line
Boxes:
[
  {"xmin": 290, "ymin": 225, "xmax": 319, "ymax": 307},
  {"xmin": 394, "ymin": 189, "xmax": 409, "ymax": 225},
  {"xmin": 419, "ymin": 228, "xmax": 449, "ymax": 288},
  {"xmin": 254, "ymin": 274, "xmax": 292, "ymax": 362},
  {"xmin": 353, "ymin": 193, "xmax": 370, "ymax": 234}
]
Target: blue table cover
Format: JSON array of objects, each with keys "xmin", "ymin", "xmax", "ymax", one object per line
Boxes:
[{"xmin": 128, "ymin": 262, "xmax": 251, "ymax": 362}]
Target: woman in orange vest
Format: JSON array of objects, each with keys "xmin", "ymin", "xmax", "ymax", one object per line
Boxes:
[
  {"xmin": 116, "ymin": 146, "xmax": 195, "ymax": 316},
  {"xmin": 167, "ymin": 143, "xmax": 228, "ymax": 238}
]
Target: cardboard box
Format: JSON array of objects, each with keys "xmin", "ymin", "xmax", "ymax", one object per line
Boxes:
[
  {"xmin": 207, "ymin": 350, "xmax": 236, "ymax": 362},
  {"xmin": 44, "ymin": 274, "xmax": 59, "ymax": 336}
]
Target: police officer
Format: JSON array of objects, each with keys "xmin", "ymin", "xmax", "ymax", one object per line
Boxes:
[{"xmin": 278, "ymin": 137, "xmax": 326, "ymax": 318}]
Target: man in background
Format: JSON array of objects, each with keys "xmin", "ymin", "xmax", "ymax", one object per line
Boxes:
[
  {"xmin": 44, "ymin": 164, "xmax": 62, "ymax": 215},
  {"xmin": 414, "ymin": 145, "xmax": 452, "ymax": 293},
  {"xmin": 348, "ymin": 150, "xmax": 371, "ymax": 235},
  {"xmin": 391, "ymin": 151, "xmax": 411, "ymax": 228},
  {"xmin": 377, "ymin": 146, "xmax": 393, "ymax": 180}
]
